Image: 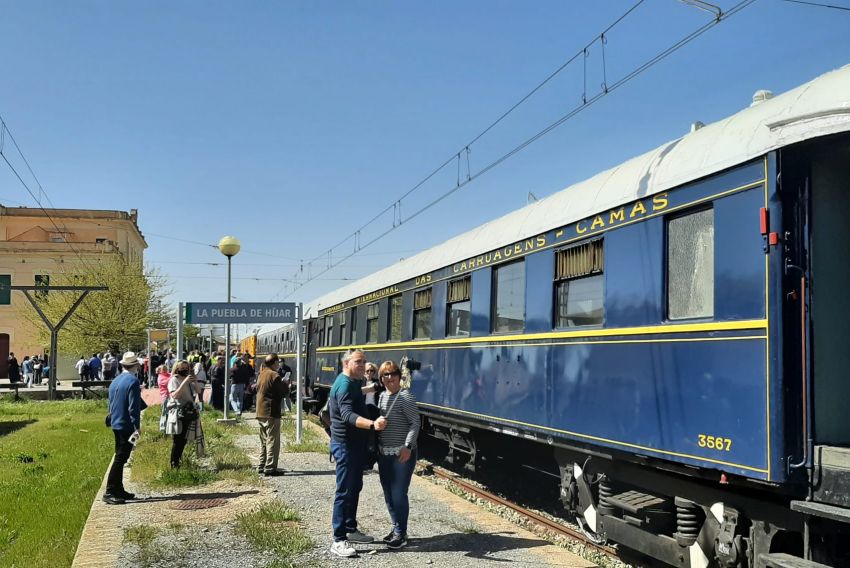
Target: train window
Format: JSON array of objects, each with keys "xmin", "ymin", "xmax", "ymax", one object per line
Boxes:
[
  {"xmin": 447, "ymin": 276, "xmax": 471, "ymax": 337},
  {"xmin": 413, "ymin": 288, "xmax": 432, "ymax": 339},
  {"xmin": 350, "ymin": 307, "xmax": 358, "ymax": 344},
  {"xmin": 667, "ymin": 208, "xmax": 714, "ymax": 320},
  {"xmin": 338, "ymin": 310, "xmax": 346, "ymax": 345},
  {"xmin": 492, "ymin": 260, "xmax": 525, "ymax": 333},
  {"xmin": 323, "ymin": 315, "xmax": 334, "ymax": 347},
  {"xmin": 554, "ymin": 239, "xmax": 604, "ymax": 328},
  {"xmin": 388, "ymin": 295, "xmax": 402, "ymax": 342},
  {"xmin": 366, "ymin": 302, "xmax": 379, "ymax": 343}
]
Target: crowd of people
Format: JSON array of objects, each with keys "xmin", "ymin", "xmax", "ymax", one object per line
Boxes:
[
  {"xmin": 6, "ymin": 352, "xmax": 50, "ymax": 387},
  {"xmin": 102, "ymin": 345, "xmax": 420, "ymax": 555}
]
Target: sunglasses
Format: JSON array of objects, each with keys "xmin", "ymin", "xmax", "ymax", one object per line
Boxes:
[{"xmin": 381, "ymin": 372, "xmax": 400, "ymax": 378}]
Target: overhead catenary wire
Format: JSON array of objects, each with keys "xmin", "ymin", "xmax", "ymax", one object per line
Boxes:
[
  {"xmin": 274, "ymin": 0, "xmax": 757, "ymax": 302},
  {"xmin": 777, "ymin": 0, "xmax": 850, "ymax": 11},
  {"xmin": 0, "ymin": 116, "xmax": 108, "ymax": 286},
  {"xmin": 286, "ymin": 0, "xmax": 651, "ymax": 284}
]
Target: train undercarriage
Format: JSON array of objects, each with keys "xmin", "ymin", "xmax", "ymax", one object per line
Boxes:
[{"xmin": 422, "ymin": 413, "xmax": 850, "ymax": 568}]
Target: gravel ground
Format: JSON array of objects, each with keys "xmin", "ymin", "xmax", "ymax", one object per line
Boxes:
[
  {"xmin": 106, "ymin": 419, "xmax": 594, "ymax": 568},
  {"xmin": 265, "ymin": 438, "xmax": 595, "ymax": 567}
]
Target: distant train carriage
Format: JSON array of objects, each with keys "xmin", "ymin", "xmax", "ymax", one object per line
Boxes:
[
  {"xmin": 291, "ymin": 65, "xmax": 850, "ymax": 567},
  {"xmin": 255, "ymin": 324, "xmax": 310, "ymax": 402}
]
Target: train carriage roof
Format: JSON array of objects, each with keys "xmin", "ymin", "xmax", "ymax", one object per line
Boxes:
[{"xmin": 307, "ymin": 63, "xmax": 850, "ymax": 315}]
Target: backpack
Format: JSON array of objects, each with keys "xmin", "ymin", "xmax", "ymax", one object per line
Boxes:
[
  {"xmin": 81, "ymin": 362, "xmax": 90, "ymax": 375},
  {"xmin": 319, "ymin": 397, "xmax": 332, "ymax": 435}
]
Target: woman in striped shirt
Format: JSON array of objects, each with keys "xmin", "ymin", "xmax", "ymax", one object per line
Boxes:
[{"xmin": 376, "ymin": 360, "xmax": 421, "ymax": 550}]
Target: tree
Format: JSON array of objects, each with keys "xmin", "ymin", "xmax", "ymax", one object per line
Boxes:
[{"xmin": 18, "ymin": 257, "xmax": 172, "ymax": 356}]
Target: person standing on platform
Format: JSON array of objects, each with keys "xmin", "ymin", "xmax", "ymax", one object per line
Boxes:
[
  {"xmin": 7, "ymin": 353, "xmax": 20, "ymax": 384},
  {"xmin": 88, "ymin": 353, "xmax": 102, "ymax": 381},
  {"xmin": 256, "ymin": 354, "xmax": 286, "ymax": 475},
  {"xmin": 210, "ymin": 357, "xmax": 225, "ymax": 411},
  {"xmin": 104, "ymin": 352, "xmax": 142, "ymax": 505},
  {"xmin": 229, "ymin": 352, "xmax": 253, "ymax": 418},
  {"xmin": 376, "ymin": 361, "xmax": 420, "ymax": 550},
  {"xmin": 75, "ymin": 355, "xmax": 88, "ymax": 382},
  {"xmin": 21, "ymin": 356, "xmax": 33, "ymax": 388},
  {"xmin": 328, "ymin": 348, "xmax": 387, "ymax": 558},
  {"xmin": 103, "ymin": 352, "xmax": 115, "ymax": 380}
]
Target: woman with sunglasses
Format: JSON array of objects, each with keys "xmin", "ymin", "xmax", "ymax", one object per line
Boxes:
[
  {"xmin": 165, "ymin": 360, "xmax": 203, "ymax": 469},
  {"xmin": 376, "ymin": 360, "xmax": 420, "ymax": 550}
]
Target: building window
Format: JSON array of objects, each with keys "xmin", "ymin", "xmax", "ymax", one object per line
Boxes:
[
  {"xmin": 350, "ymin": 307, "xmax": 358, "ymax": 344},
  {"xmin": 338, "ymin": 310, "xmax": 347, "ymax": 346},
  {"xmin": 447, "ymin": 276, "xmax": 471, "ymax": 337},
  {"xmin": 366, "ymin": 302, "xmax": 379, "ymax": 343},
  {"xmin": 667, "ymin": 208, "xmax": 714, "ymax": 320},
  {"xmin": 388, "ymin": 295, "xmax": 402, "ymax": 342},
  {"xmin": 323, "ymin": 315, "xmax": 334, "ymax": 347},
  {"xmin": 35, "ymin": 274, "xmax": 50, "ymax": 298},
  {"xmin": 413, "ymin": 288, "xmax": 432, "ymax": 339},
  {"xmin": 492, "ymin": 261, "xmax": 525, "ymax": 333},
  {"xmin": 554, "ymin": 239, "xmax": 604, "ymax": 328}
]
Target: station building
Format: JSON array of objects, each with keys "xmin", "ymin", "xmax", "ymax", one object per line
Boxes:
[{"xmin": 0, "ymin": 205, "xmax": 147, "ymax": 378}]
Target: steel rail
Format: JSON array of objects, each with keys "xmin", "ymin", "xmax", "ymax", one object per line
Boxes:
[{"xmin": 426, "ymin": 463, "xmax": 621, "ymax": 560}]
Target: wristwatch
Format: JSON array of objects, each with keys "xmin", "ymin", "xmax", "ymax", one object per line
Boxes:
[
  {"xmin": 369, "ymin": 422, "xmax": 375, "ymax": 431},
  {"xmin": 405, "ymin": 443, "xmax": 412, "ymax": 450}
]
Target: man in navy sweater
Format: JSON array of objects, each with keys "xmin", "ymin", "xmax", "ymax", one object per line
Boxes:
[
  {"xmin": 105, "ymin": 352, "xmax": 142, "ymax": 505},
  {"xmin": 328, "ymin": 348, "xmax": 386, "ymax": 558}
]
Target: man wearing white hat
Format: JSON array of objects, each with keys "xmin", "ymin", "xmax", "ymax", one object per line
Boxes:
[{"xmin": 105, "ymin": 351, "xmax": 143, "ymax": 505}]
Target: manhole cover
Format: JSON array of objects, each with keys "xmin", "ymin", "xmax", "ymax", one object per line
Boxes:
[{"xmin": 171, "ymin": 498, "xmax": 227, "ymax": 510}]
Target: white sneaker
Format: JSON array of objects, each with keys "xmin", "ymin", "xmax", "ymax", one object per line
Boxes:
[{"xmin": 330, "ymin": 540, "xmax": 356, "ymax": 558}]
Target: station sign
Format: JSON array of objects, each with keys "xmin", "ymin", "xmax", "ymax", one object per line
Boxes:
[{"xmin": 185, "ymin": 302, "xmax": 296, "ymax": 324}]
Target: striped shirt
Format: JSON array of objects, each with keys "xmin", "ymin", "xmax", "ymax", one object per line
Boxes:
[{"xmin": 377, "ymin": 389, "xmax": 420, "ymax": 452}]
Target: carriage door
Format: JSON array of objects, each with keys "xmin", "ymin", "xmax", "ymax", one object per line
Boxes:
[{"xmin": 808, "ymin": 141, "xmax": 850, "ymax": 447}]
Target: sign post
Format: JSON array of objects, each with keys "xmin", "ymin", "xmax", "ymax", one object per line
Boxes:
[
  {"xmin": 295, "ymin": 302, "xmax": 303, "ymax": 444},
  {"xmin": 176, "ymin": 302, "xmax": 184, "ymax": 359}
]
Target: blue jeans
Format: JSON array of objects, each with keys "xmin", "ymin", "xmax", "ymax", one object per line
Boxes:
[
  {"xmin": 331, "ymin": 439, "xmax": 366, "ymax": 542},
  {"xmin": 230, "ymin": 383, "xmax": 245, "ymax": 414},
  {"xmin": 378, "ymin": 449, "xmax": 417, "ymax": 536}
]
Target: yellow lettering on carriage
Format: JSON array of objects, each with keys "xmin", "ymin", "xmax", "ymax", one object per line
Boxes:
[
  {"xmin": 630, "ymin": 201, "xmax": 646, "ymax": 218},
  {"xmin": 652, "ymin": 193, "xmax": 669, "ymax": 211}
]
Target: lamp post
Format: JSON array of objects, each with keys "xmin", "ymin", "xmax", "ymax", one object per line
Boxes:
[{"xmin": 218, "ymin": 235, "xmax": 241, "ymax": 422}]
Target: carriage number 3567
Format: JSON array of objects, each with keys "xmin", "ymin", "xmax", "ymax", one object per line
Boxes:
[{"xmin": 698, "ymin": 434, "xmax": 732, "ymax": 451}]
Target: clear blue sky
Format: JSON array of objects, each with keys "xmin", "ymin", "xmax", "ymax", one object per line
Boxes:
[{"xmin": 1, "ymin": 1, "xmax": 849, "ymax": 316}]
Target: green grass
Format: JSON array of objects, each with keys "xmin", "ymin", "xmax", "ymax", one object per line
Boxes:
[
  {"xmin": 130, "ymin": 406, "xmax": 259, "ymax": 488},
  {"xmin": 0, "ymin": 399, "xmax": 114, "ymax": 567},
  {"xmin": 281, "ymin": 414, "xmax": 329, "ymax": 453},
  {"xmin": 122, "ymin": 523, "xmax": 201, "ymax": 568},
  {"xmin": 235, "ymin": 501, "xmax": 313, "ymax": 567}
]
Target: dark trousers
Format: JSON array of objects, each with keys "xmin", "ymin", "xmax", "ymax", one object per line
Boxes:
[
  {"xmin": 170, "ymin": 417, "xmax": 192, "ymax": 468},
  {"xmin": 331, "ymin": 439, "xmax": 366, "ymax": 541},
  {"xmin": 106, "ymin": 429, "xmax": 134, "ymax": 495},
  {"xmin": 378, "ymin": 449, "xmax": 417, "ymax": 536}
]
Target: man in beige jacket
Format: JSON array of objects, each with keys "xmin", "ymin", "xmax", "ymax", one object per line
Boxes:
[{"xmin": 256, "ymin": 353, "xmax": 288, "ymax": 476}]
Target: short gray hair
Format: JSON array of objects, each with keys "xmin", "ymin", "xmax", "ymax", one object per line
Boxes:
[{"xmin": 342, "ymin": 348, "xmax": 365, "ymax": 364}]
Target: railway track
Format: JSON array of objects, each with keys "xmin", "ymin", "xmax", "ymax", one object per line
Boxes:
[{"xmin": 423, "ymin": 462, "xmax": 624, "ymax": 563}]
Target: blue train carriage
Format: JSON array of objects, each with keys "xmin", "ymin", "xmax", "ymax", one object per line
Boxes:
[{"xmin": 306, "ymin": 64, "xmax": 850, "ymax": 567}]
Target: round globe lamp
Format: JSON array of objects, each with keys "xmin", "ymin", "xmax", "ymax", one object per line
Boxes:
[{"xmin": 218, "ymin": 236, "xmax": 241, "ymax": 258}]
